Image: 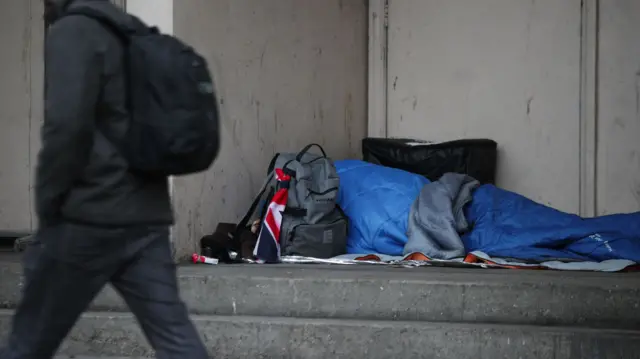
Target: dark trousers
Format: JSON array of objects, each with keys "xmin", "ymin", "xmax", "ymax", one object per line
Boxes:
[{"xmin": 2, "ymin": 223, "xmax": 208, "ymax": 359}]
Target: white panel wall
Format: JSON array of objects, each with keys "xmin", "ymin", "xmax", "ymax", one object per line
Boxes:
[
  {"xmin": 125, "ymin": 0, "xmax": 173, "ymax": 33},
  {"xmin": 0, "ymin": 0, "xmax": 44, "ymax": 232},
  {"xmin": 596, "ymin": 0, "xmax": 640, "ymax": 215},
  {"xmin": 385, "ymin": 0, "xmax": 583, "ymax": 213},
  {"xmin": 171, "ymin": 0, "xmax": 368, "ymax": 259}
]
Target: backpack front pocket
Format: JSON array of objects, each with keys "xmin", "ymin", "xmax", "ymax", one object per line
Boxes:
[{"xmin": 284, "ymin": 216, "xmax": 348, "ymax": 258}]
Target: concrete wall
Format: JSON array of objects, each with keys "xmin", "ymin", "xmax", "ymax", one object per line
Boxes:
[
  {"xmin": 385, "ymin": 0, "xmax": 583, "ymax": 214},
  {"xmin": 125, "ymin": 0, "xmax": 172, "ymax": 33},
  {"xmin": 171, "ymin": 0, "xmax": 368, "ymax": 258},
  {"xmin": 0, "ymin": 0, "xmax": 367, "ymax": 258},
  {"xmin": 597, "ymin": 0, "xmax": 640, "ymax": 215},
  {"xmin": 0, "ymin": 0, "xmax": 44, "ymax": 232},
  {"xmin": 383, "ymin": 0, "xmax": 640, "ymax": 216}
]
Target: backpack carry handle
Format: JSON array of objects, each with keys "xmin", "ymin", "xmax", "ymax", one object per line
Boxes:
[{"xmin": 295, "ymin": 143, "xmax": 327, "ymax": 161}]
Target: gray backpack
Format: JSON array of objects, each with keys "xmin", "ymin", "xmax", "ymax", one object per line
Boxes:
[{"xmin": 238, "ymin": 144, "xmax": 348, "ymax": 259}]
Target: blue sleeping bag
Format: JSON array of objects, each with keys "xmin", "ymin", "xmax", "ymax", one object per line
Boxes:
[
  {"xmin": 463, "ymin": 185, "xmax": 640, "ymax": 263},
  {"xmin": 336, "ymin": 160, "xmax": 640, "ymax": 263},
  {"xmin": 335, "ymin": 160, "xmax": 429, "ymax": 255}
]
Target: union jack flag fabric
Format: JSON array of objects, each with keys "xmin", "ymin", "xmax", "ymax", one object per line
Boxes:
[{"xmin": 253, "ymin": 168, "xmax": 291, "ymax": 263}]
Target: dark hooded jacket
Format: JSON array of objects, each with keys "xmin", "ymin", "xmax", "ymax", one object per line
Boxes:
[{"xmin": 37, "ymin": 0, "xmax": 173, "ymax": 228}]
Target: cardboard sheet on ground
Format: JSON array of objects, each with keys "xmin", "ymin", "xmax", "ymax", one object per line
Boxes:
[{"xmin": 254, "ymin": 253, "xmax": 636, "ymax": 272}]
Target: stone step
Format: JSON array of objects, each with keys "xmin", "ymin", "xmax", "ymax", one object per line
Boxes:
[
  {"xmin": 1, "ymin": 261, "xmax": 639, "ymax": 329},
  {"xmin": 1, "ymin": 310, "xmax": 639, "ymax": 359}
]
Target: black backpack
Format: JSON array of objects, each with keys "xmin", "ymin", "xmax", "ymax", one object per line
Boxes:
[{"xmin": 64, "ymin": 7, "xmax": 220, "ymax": 176}]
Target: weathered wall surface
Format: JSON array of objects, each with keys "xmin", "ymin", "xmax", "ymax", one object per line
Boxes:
[
  {"xmin": 0, "ymin": 0, "xmax": 44, "ymax": 232},
  {"xmin": 385, "ymin": 0, "xmax": 584, "ymax": 214},
  {"xmin": 596, "ymin": 0, "xmax": 640, "ymax": 215},
  {"xmin": 125, "ymin": 0, "xmax": 172, "ymax": 33},
  {"xmin": 172, "ymin": 0, "xmax": 368, "ymax": 258},
  {"xmin": 384, "ymin": 0, "xmax": 640, "ymax": 216}
]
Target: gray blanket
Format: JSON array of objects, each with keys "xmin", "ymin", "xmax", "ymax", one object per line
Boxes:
[{"xmin": 405, "ymin": 173, "xmax": 480, "ymax": 260}]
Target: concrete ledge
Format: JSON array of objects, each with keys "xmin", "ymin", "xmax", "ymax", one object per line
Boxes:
[
  {"xmin": 2, "ymin": 262, "xmax": 639, "ymax": 329},
  {"xmin": 1, "ymin": 310, "xmax": 639, "ymax": 359}
]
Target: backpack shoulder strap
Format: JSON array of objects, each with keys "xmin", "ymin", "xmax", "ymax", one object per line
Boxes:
[
  {"xmin": 64, "ymin": 7, "xmax": 130, "ymax": 40},
  {"xmin": 233, "ymin": 151, "xmax": 285, "ymax": 234},
  {"xmin": 235, "ymin": 172, "xmax": 275, "ymax": 235},
  {"xmin": 62, "ymin": 7, "xmax": 137, "ymax": 155},
  {"xmin": 63, "ymin": 6, "xmax": 153, "ymax": 44}
]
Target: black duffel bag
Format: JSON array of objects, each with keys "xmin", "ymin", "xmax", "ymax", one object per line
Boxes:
[{"xmin": 362, "ymin": 138, "xmax": 498, "ymax": 184}]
